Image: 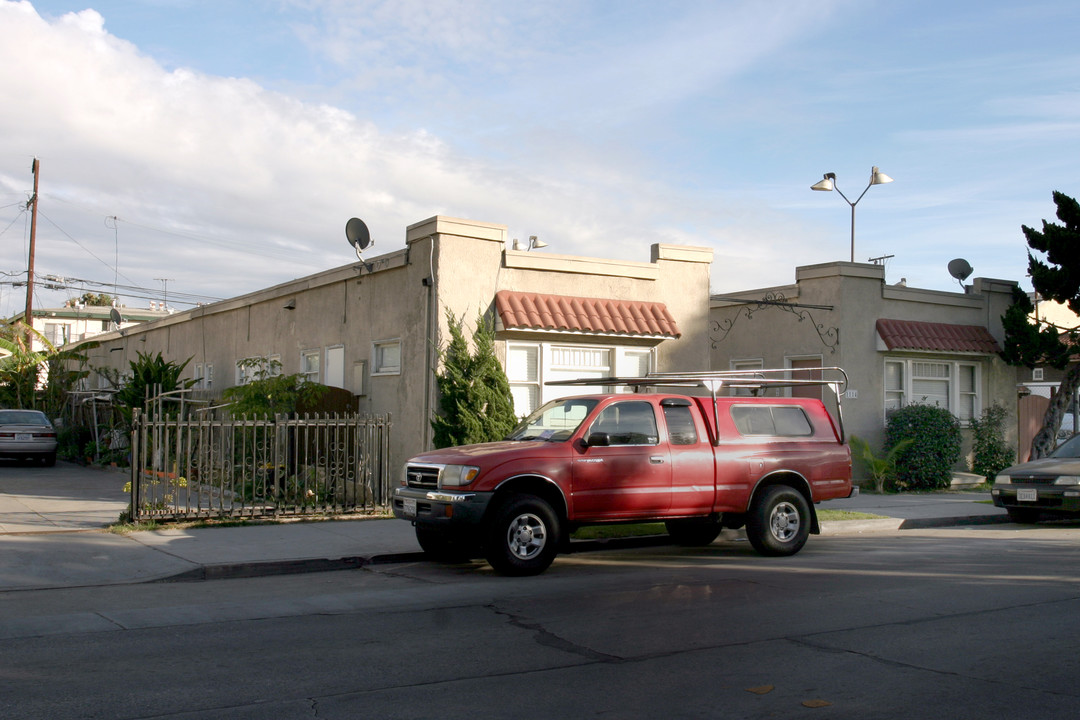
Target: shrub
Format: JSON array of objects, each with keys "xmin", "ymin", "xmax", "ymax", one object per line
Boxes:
[
  {"xmin": 885, "ymin": 404, "xmax": 962, "ymax": 491},
  {"xmin": 849, "ymin": 435, "xmax": 913, "ymax": 493},
  {"xmin": 969, "ymin": 403, "xmax": 1015, "ymax": 482}
]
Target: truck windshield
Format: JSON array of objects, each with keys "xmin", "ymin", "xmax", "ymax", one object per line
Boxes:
[{"xmin": 506, "ymin": 398, "xmax": 599, "ymax": 442}]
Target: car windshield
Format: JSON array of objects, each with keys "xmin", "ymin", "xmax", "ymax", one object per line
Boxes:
[
  {"xmin": 1051, "ymin": 433, "xmax": 1080, "ymax": 458},
  {"xmin": 0, "ymin": 410, "xmax": 49, "ymax": 426},
  {"xmin": 506, "ymin": 398, "xmax": 599, "ymax": 442}
]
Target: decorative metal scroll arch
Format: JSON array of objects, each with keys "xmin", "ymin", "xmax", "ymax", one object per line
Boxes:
[{"xmin": 710, "ymin": 292, "xmax": 839, "ymax": 353}]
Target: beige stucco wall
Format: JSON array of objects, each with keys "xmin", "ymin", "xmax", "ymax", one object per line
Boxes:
[
  {"xmin": 83, "ymin": 215, "xmax": 713, "ymax": 477},
  {"xmin": 710, "ymin": 262, "xmax": 1020, "ymax": 467}
]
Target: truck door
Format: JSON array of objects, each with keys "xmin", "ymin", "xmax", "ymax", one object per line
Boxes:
[
  {"xmin": 661, "ymin": 398, "xmax": 717, "ymax": 515},
  {"xmin": 572, "ymin": 400, "xmax": 671, "ymax": 518}
]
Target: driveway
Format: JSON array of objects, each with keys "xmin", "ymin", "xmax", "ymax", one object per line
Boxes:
[{"xmin": 0, "ymin": 460, "xmax": 129, "ymax": 533}]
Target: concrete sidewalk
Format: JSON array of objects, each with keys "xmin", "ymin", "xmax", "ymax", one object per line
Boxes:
[{"xmin": 0, "ymin": 461, "xmax": 1010, "ymax": 592}]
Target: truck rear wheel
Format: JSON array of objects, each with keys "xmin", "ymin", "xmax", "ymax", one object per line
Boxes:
[
  {"xmin": 746, "ymin": 485, "xmax": 810, "ymax": 557},
  {"xmin": 484, "ymin": 495, "xmax": 560, "ymax": 576},
  {"xmin": 665, "ymin": 517, "xmax": 722, "ymax": 546}
]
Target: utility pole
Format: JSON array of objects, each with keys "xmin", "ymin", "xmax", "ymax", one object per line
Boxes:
[
  {"xmin": 156, "ymin": 278, "xmax": 174, "ymax": 311},
  {"xmin": 24, "ymin": 158, "xmax": 39, "ymax": 347}
]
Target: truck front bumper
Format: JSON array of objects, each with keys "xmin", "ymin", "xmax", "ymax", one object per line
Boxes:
[{"xmin": 391, "ymin": 486, "xmax": 494, "ymax": 526}]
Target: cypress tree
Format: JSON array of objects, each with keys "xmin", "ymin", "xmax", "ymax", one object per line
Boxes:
[
  {"xmin": 431, "ymin": 312, "xmax": 517, "ymax": 448},
  {"xmin": 1002, "ymin": 191, "xmax": 1080, "ymax": 458}
]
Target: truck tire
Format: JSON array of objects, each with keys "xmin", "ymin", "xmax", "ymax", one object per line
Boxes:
[
  {"xmin": 746, "ymin": 485, "xmax": 810, "ymax": 557},
  {"xmin": 665, "ymin": 517, "xmax": 722, "ymax": 546},
  {"xmin": 415, "ymin": 525, "xmax": 476, "ymax": 563},
  {"xmin": 484, "ymin": 495, "xmax": 561, "ymax": 576}
]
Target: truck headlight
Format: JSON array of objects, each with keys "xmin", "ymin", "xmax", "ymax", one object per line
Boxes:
[{"xmin": 440, "ymin": 464, "xmax": 480, "ymax": 487}]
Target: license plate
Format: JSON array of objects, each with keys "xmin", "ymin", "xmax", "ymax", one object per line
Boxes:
[
  {"xmin": 402, "ymin": 497, "xmax": 417, "ymax": 517},
  {"xmin": 1018, "ymin": 488, "xmax": 1038, "ymax": 502},
  {"xmin": 14, "ymin": 433, "xmax": 31, "ymax": 441}
]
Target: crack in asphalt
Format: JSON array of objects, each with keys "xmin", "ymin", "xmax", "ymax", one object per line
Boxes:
[{"xmin": 487, "ymin": 603, "xmax": 624, "ymax": 663}]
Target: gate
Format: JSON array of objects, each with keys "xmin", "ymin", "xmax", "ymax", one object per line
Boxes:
[{"xmin": 129, "ymin": 410, "xmax": 392, "ymax": 521}]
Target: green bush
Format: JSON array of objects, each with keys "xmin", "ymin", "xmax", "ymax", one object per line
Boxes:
[
  {"xmin": 969, "ymin": 403, "xmax": 1015, "ymax": 482},
  {"xmin": 885, "ymin": 404, "xmax": 962, "ymax": 491}
]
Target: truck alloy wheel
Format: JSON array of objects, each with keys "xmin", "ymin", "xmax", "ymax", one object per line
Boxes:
[
  {"xmin": 746, "ymin": 485, "xmax": 810, "ymax": 557},
  {"xmin": 484, "ymin": 495, "xmax": 561, "ymax": 576}
]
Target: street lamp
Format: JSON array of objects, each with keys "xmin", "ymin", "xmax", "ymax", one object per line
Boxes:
[{"xmin": 810, "ymin": 166, "xmax": 893, "ymax": 262}]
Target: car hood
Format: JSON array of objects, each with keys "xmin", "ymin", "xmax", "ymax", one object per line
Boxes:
[
  {"xmin": 409, "ymin": 440, "xmax": 560, "ymax": 464},
  {"xmin": 999, "ymin": 457, "xmax": 1080, "ymax": 477}
]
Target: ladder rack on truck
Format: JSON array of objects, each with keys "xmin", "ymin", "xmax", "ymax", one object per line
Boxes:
[{"xmin": 547, "ymin": 366, "xmax": 850, "ymax": 444}]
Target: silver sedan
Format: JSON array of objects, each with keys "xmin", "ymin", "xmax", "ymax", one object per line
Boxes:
[{"xmin": 0, "ymin": 409, "xmax": 58, "ymax": 466}]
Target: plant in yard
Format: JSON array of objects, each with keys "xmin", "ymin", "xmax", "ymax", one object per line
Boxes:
[
  {"xmin": 885, "ymin": 404, "xmax": 962, "ymax": 491},
  {"xmin": 969, "ymin": 403, "xmax": 1016, "ymax": 482},
  {"xmin": 114, "ymin": 351, "xmax": 195, "ymax": 421},
  {"xmin": 222, "ymin": 357, "xmax": 327, "ymax": 417},
  {"xmin": 431, "ymin": 311, "xmax": 517, "ymax": 448},
  {"xmin": 849, "ymin": 435, "xmax": 913, "ymax": 492}
]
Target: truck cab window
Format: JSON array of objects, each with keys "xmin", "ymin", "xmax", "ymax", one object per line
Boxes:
[
  {"xmin": 590, "ymin": 401, "xmax": 659, "ymax": 446},
  {"xmin": 662, "ymin": 405, "xmax": 698, "ymax": 445}
]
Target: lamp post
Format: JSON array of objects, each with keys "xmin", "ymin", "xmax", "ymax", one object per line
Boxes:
[{"xmin": 810, "ymin": 166, "xmax": 893, "ymax": 262}]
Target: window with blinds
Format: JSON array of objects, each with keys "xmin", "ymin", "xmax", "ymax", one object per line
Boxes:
[
  {"xmin": 506, "ymin": 342, "xmax": 655, "ymax": 417},
  {"xmin": 883, "ymin": 359, "xmax": 980, "ymax": 423}
]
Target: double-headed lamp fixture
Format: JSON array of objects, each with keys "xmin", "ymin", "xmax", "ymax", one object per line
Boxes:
[
  {"xmin": 513, "ymin": 235, "xmax": 548, "ymax": 251},
  {"xmin": 810, "ymin": 166, "xmax": 893, "ymax": 262}
]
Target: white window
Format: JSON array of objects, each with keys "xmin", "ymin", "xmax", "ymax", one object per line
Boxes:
[
  {"xmin": 236, "ymin": 360, "xmax": 251, "ymax": 386},
  {"xmin": 325, "ymin": 346, "xmax": 345, "ymax": 389},
  {"xmin": 205, "ymin": 363, "xmax": 214, "ymax": 390},
  {"xmin": 883, "ymin": 358, "xmax": 981, "ymax": 423},
  {"xmin": 373, "ymin": 340, "xmax": 401, "ymax": 375},
  {"xmin": 505, "ymin": 342, "xmax": 655, "ymax": 417},
  {"xmin": 730, "ymin": 358, "xmax": 764, "ymax": 397},
  {"xmin": 507, "ymin": 344, "xmax": 540, "ymax": 417},
  {"xmin": 884, "ymin": 360, "xmax": 904, "ymax": 411},
  {"xmin": 300, "ymin": 349, "xmax": 321, "ymax": 383},
  {"xmin": 44, "ymin": 322, "xmax": 71, "ymax": 346}
]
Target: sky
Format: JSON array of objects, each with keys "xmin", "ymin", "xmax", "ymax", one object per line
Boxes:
[{"xmin": 1, "ymin": 0, "xmax": 1078, "ymax": 316}]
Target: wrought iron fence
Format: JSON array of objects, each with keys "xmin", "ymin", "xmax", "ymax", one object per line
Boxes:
[{"xmin": 129, "ymin": 409, "xmax": 393, "ymax": 521}]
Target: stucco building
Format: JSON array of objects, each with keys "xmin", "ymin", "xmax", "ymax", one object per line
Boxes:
[
  {"xmin": 709, "ymin": 261, "xmax": 1020, "ymax": 463},
  {"xmin": 81, "ymin": 216, "xmax": 714, "ymax": 474}
]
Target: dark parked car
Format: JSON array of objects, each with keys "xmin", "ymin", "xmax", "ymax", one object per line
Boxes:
[
  {"xmin": 992, "ymin": 434, "xmax": 1080, "ymax": 522},
  {"xmin": 0, "ymin": 410, "xmax": 58, "ymax": 466}
]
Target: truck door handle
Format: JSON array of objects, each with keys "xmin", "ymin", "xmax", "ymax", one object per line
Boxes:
[{"xmin": 650, "ymin": 456, "xmax": 665, "ymax": 464}]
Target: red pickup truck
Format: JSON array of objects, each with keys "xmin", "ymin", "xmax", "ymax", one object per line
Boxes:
[{"xmin": 392, "ymin": 370, "xmax": 855, "ymax": 575}]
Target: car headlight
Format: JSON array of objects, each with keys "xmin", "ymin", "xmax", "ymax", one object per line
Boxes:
[
  {"xmin": 1054, "ymin": 476, "xmax": 1080, "ymax": 485},
  {"xmin": 994, "ymin": 476, "xmax": 1011, "ymax": 485},
  {"xmin": 440, "ymin": 464, "xmax": 480, "ymax": 488}
]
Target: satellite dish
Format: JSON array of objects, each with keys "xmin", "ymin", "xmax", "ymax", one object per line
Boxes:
[
  {"xmin": 109, "ymin": 307, "xmax": 123, "ymax": 328},
  {"xmin": 345, "ymin": 218, "xmax": 372, "ymax": 258},
  {"xmin": 948, "ymin": 258, "xmax": 973, "ymax": 283}
]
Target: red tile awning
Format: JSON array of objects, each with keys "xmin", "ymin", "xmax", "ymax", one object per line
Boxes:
[
  {"xmin": 495, "ymin": 290, "xmax": 681, "ymax": 338},
  {"xmin": 876, "ymin": 318, "xmax": 1000, "ymax": 354}
]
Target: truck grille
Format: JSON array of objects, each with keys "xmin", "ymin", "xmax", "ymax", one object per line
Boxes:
[{"xmin": 405, "ymin": 465, "xmax": 439, "ymax": 490}]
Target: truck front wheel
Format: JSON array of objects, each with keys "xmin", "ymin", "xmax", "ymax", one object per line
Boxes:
[
  {"xmin": 746, "ymin": 485, "xmax": 810, "ymax": 557},
  {"xmin": 484, "ymin": 495, "xmax": 561, "ymax": 576}
]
